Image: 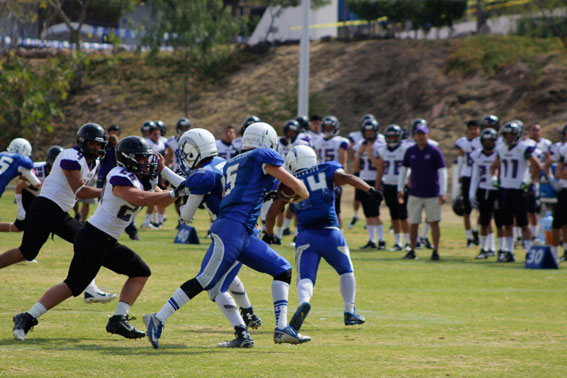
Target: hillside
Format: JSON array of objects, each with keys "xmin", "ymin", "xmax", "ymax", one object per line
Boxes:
[{"xmin": 47, "ymin": 36, "xmax": 567, "ymax": 163}]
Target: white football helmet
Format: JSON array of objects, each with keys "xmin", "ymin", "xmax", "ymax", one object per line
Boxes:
[
  {"xmin": 242, "ymin": 122, "xmax": 278, "ymax": 150},
  {"xmin": 178, "ymin": 128, "xmax": 218, "ymax": 170},
  {"xmin": 7, "ymin": 138, "xmax": 32, "ymax": 158},
  {"xmin": 285, "ymin": 145, "xmax": 317, "ymax": 173}
]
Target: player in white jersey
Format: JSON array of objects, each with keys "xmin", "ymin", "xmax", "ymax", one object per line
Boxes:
[
  {"xmin": 353, "ymin": 120, "xmax": 386, "ymax": 249},
  {"xmin": 548, "ymin": 125, "xmax": 567, "ymax": 262},
  {"xmin": 313, "ymin": 116, "xmax": 349, "ymax": 228},
  {"xmin": 472, "ymin": 114, "xmax": 503, "ymax": 150},
  {"xmin": 233, "ymin": 115, "xmax": 261, "ymax": 154},
  {"xmin": 216, "ymin": 125, "xmax": 238, "ymax": 160},
  {"xmin": 491, "ymin": 121, "xmax": 542, "ymax": 262},
  {"xmin": 0, "ymin": 124, "xmax": 116, "ymax": 305},
  {"xmin": 455, "ymin": 120, "xmax": 481, "ymax": 247},
  {"xmin": 12, "ymin": 136, "xmax": 182, "ymax": 341},
  {"xmin": 295, "ymin": 116, "xmax": 314, "ymax": 148},
  {"xmin": 376, "ymin": 125, "xmax": 411, "ymax": 251},
  {"xmin": 305, "ymin": 114, "xmax": 323, "ymax": 146},
  {"xmin": 469, "ymin": 128, "xmax": 503, "ymax": 259},
  {"xmin": 145, "ymin": 123, "xmax": 169, "ymax": 227}
]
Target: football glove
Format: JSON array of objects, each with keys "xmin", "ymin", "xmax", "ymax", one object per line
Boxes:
[
  {"xmin": 263, "ymin": 190, "xmax": 278, "ymax": 202},
  {"xmin": 173, "ymin": 181, "xmax": 190, "ymax": 197},
  {"xmin": 491, "ymin": 176, "xmax": 500, "ymax": 188},
  {"xmin": 368, "ymin": 187, "xmax": 383, "ymax": 202}
]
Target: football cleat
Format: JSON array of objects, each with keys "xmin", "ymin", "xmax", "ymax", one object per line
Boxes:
[
  {"xmin": 466, "ymin": 239, "xmax": 475, "ymax": 247},
  {"xmin": 13, "ymin": 312, "xmax": 38, "ymax": 341},
  {"xmin": 273, "ymin": 326, "xmax": 311, "ymax": 344},
  {"xmin": 430, "ymin": 250, "xmax": 440, "ymax": 261},
  {"xmin": 501, "ymin": 251, "xmax": 515, "ymax": 263},
  {"xmin": 360, "ymin": 240, "xmax": 377, "ymax": 249},
  {"xmin": 377, "ymin": 240, "xmax": 386, "ymax": 250},
  {"xmin": 472, "ymin": 230, "xmax": 480, "ymax": 245},
  {"xmin": 347, "ymin": 216, "xmax": 359, "ymax": 230},
  {"xmin": 405, "ymin": 243, "xmax": 411, "ymax": 251},
  {"xmin": 282, "ymin": 228, "xmax": 291, "ymax": 236},
  {"xmin": 344, "ymin": 309, "xmax": 365, "ymax": 326},
  {"xmin": 84, "ymin": 288, "xmax": 117, "ymax": 304},
  {"xmin": 475, "ymin": 250, "xmax": 488, "ymax": 259},
  {"xmin": 420, "ymin": 237, "xmax": 433, "ymax": 250},
  {"xmin": 415, "ymin": 238, "xmax": 423, "ymax": 250},
  {"xmin": 560, "ymin": 250, "xmax": 567, "ymax": 262},
  {"xmin": 140, "ymin": 221, "xmax": 158, "ymax": 229},
  {"xmin": 403, "ymin": 250, "xmax": 417, "ymax": 260},
  {"xmin": 143, "ymin": 313, "xmax": 164, "ymax": 349},
  {"xmin": 106, "ymin": 315, "xmax": 145, "ymax": 339},
  {"xmin": 129, "ymin": 234, "xmax": 141, "ymax": 241},
  {"xmin": 217, "ymin": 325, "xmax": 254, "ymax": 348},
  {"xmin": 389, "ymin": 244, "xmax": 404, "ymax": 252},
  {"xmin": 497, "ymin": 250, "xmax": 506, "ymax": 262},
  {"xmin": 486, "ymin": 250, "xmax": 495, "ymax": 257},
  {"xmin": 240, "ymin": 307, "xmax": 262, "ymax": 329},
  {"xmin": 289, "ymin": 302, "xmax": 311, "ymax": 332}
]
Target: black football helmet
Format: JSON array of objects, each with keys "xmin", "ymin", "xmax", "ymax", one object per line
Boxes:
[
  {"xmin": 283, "ymin": 120, "xmax": 300, "ymax": 142},
  {"xmin": 410, "ymin": 118, "xmax": 427, "ymax": 136},
  {"xmin": 322, "ymin": 116, "xmax": 340, "ymax": 137},
  {"xmin": 116, "ymin": 136, "xmax": 158, "ymax": 182},
  {"xmin": 361, "ymin": 119, "xmax": 379, "ymax": 141},
  {"xmin": 141, "ymin": 120, "xmax": 155, "ymax": 136},
  {"xmin": 46, "ymin": 145, "xmax": 63, "ymax": 169},
  {"xmin": 501, "ymin": 121, "xmax": 522, "ymax": 145},
  {"xmin": 176, "ymin": 118, "xmax": 191, "ymax": 135},
  {"xmin": 480, "ymin": 115, "xmax": 500, "ymax": 131},
  {"xmin": 240, "ymin": 115, "xmax": 261, "ymax": 136},
  {"xmin": 77, "ymin": 123, "xmax": 107, "ymax": 160},
  {"xmin": 296, "ymin": 116, "xmax": 309, "ymax": 131},
  {"xmin": 480, "ymin": 128, "xmax": 498, "ymax": 150},
  {"xmin": 452, "ymin": 196, "xmax": 466, "ymax": 217},
  {"xmin": 155, "ymin": 120, "xmax": 166, "ymax": 136},
  {"xmin": 360, "ymin": 113, "xmax": 376, "ymax": 127},
  {"xmin": 384, "ymin": 124, "xmax": 403, "ymax": 148}
]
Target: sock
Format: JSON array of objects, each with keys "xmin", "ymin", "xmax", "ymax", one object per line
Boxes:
[
  {"xmin": 144, "ymin": 213, "xmax": 151, "ymax": 223},
  {"xmin": 296, "ymin": 278, "xmax": 314, "ymax": 304},
  {"xmin": 294, "ymin": 228, "xmax": 298, "ymax": 236},
  {"xmin": 276, "ymin": 227, "xmax": 283, "ymax": 238},
  {"xmin": 156, "ymin": 288, "xmax": 190, "ymax": 323},
  {"xmin": 353, "ymin": 207, "xmax": 360, "ymax": 217},
  {"xmin": 215, "ymin": 292, "xmax": 245, "ymax": 327},
  {"xmin": 114, "ymin": 301, "xmax": 131, "ymax": 316},
  {"xmin": 488, "ymin": 233, "xmax": 495, "ymax": 250},
  {"xmin": 377, "ymin": 224, "xmax": 385, "ymax": 241},
  {"xmin": 367, "ymin": 225, "xmax": 377, "ymax": 243},
  {"xmin": 498, "ymin": 237, "xmax": 505, "ymax": 251},
  {"xmin": 530, "ymin": 226, "xmax": 537, "ymax": 237},
  {"xmin": 421, "ymin": 223, "xmax": 430, "ymax": 239},
  {"xmin": 404, "ymin": 233, "xmax": 410, "ymax": 245},
  {"xmin": 465, "ymin": 229, "xmax": 472, "ymax": 240},
  {"xmin": 394, "ymin": 233, "xmax": 401, "ymax": 246},
  {"xmin": 551, "ymin": 246, "xmax": 559, "ymax": 261},
  {"xmin": 85, "ymin": 279, "xmax": 98, "ymax": 293},
  {"xmin": 28, "ymin": 302, "xmax": 47, "ymax": 320},
  {"xmin": 480, "ymin": 235, "xmax": 487, "ymax": 250},
  {"xmin": 157, "ymin": 213, "xmax": 164, "ymax": 224},
  {"xmin": 340, "ymin": 272, "xmax": 356, "ymax": 314},
  {"xmin": 283, "ymin": 218, "xmax": 292, "ymax": 230},
  {"xmin": 228, "ymin": 276, "xmax": 251, "ymax": 309},
  {"xmin": 272, "ymin": 280, "xmax": 289, "ymax": 330},
  {"xmin": 514, "ymin": 227, "xmax": 521, "ymax": 239},
  {"xmin": 506, "ymin": 236, "xmax": 514, "ymax": 253},
  {"xmin": 524, "ymin": 239, "xmax": 533, "ymax": 252}
]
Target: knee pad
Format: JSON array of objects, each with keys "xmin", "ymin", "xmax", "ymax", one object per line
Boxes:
[
  {"xmin": 273, "ymin": 268, "xmax": 292, "ymax": 285},
  {"xmin": 180, "ymin": 278, "xmax": 204, "ymax": 299}
]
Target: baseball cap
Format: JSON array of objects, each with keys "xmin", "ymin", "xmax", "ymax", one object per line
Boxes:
[{"xmin": 415, "ymin": 124, "xmax": 429, "ymax": 134}]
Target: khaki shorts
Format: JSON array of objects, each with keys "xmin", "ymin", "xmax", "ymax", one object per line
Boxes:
[{"xmin": 407, "ymin": 195, "xmax": 441, "ymax": 224}]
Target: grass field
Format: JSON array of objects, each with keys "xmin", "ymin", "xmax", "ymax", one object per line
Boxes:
[{"xmin": 0, "ymin": 188, "xmax": 566, "ymax": 377}]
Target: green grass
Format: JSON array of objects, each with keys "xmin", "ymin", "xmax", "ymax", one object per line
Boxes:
[{"xmin": 0, "ymin": 189, "xmax": 566, "ymax": 377}]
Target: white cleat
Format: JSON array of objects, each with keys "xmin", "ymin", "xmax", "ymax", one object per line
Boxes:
[{"xmin": 84, "ymin": 288, "xmax": 117, "ymax": 304}]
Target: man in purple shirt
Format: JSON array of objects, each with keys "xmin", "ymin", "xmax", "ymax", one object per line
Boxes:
[{"xmin": 397, "ymin": 124, "xmax": 447, "ymax": 260}]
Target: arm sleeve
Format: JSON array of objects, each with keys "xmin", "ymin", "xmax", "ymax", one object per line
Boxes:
[
  {"xmin": 19, "ymin": 168, "xmax": 41, "ymax": 187},
  {"xmin": 180, "ymin": 194, "xmax": 205, "ymax": 223},
  {"xmin": 469, "ymin": 163, "xmax": 479, "ymax": 200},
  {"xmin": 398, "ymin": 166, "xmax": 408, "ymax": 192},
  {"xmin": 161, "ymin": 166, "xmax": 186, "ymax": 187},
  {"xmin": 456, "ymin": 155, "xmax": 464, "ymax": 177},
  {"xmin": 438, "ymin": 167, "xmax": 447, "ymax": 195}
]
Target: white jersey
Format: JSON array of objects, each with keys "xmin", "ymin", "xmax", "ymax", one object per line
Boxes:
[
  {"xmin": 166, "ymin": 136, "xmax": 183, "ymax": 172},
  {"xmin": 232, "ymin": 136, "xmax": 243, "ymax": 153},
  {"xmin": 377, "ymin": 142, "xmax": 410, "ymax": 186},
  {"xmin": 496, "ymin": 141, "xmax": 535, "ymax": 189},
  {"xmin": 470, "ymin": 149, "xmax": 497, "ymax": 191},
  {"xmin": 549, "ymin": 142, "xmax": 564, "ymax": 163},
  {"xmin": 88, "ymin": 166, "xmax": 147, "ymax": 239},
  {"xmin": 306, "ymin": 130, "xmax": 322, "ymax": 146},
  {"xmin": 353, "ymin": 139, "xmax": 383, "ymax": 181},
  {"xmin": 40, "ymin": 148, "xmax": 99, "ymax": 212},
  {"xmin": 526, "ymin": 137, "xmax": 551, "ymax": 164},
  {"xmin": 146, "ymin": 137, "xmax": 167, "ymax": 155},
  {"xmin": 314, "ymin": 135, "xmax": 349, "ymax": 163},
  {"xmin": 455, "ymin": 137, "xmax": 477, "ymax": 178},
  {"xmin": 297, "ymin": 132, "xmax": 313, "ymax": 147},
  {"xmin": 24, "ymin": 161, "xmax": 49, "ymax": 197},
  {"xmin": 348, "ymin": 131, "xmax": 364, "ymax": 146},
  {"xmin": 277, "ymin": 136, "xmax": 310, "ymax": 159},
  {"xmin": 216, "ymin": 139, "xmax": 238, "ymax": 160}
]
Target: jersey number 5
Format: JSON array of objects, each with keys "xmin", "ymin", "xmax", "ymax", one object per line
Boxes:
[
  {"xmin": 224, "ymin": 163, "xmax": 239, "ymax": 195},
  {"xmin": 0, "ymin": 156, "xmax": 14, "ymax": 175}
]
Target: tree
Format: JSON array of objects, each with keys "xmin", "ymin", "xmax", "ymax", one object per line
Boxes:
[{"xmin": 529, "ymin": 0, "xmax": 567, "ymax": 51}]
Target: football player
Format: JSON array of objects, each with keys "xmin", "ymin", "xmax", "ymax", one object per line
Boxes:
[
  {"xmin": 455, "ymin": 120, "xmax": 480, "ymax": 247},
  {"xmin": 313, "ymin": 116, "xmax": 349, "ymax": 228},
  {"xmin": 376, "ymin": 124, "xmax": 411, "ymax": 251},
  {"xmin": 306, "ymin": 114, "xmax": 323, "ymax": 145},
  {"xmin": 233, "ymin": 115, "xmax": 261, "ymax": 154},
  {"xmin": 216, "ymin": 125, "xmax": 239, "ymax": 160},
  {"xmin": 265, "ymin": 145, "xmax": 382, "ymax": 331},
  {"xmin": 12, "ymin": 136, "xmax": 180, "ymax": 341},
  {"xmin": 548, "ymin": 126, "xmax": 567, "ymax": 261},
  {"xmin": 144, "ymin": 122, "xmax": 310, "ymax": 349},
  {"xmin": 0, "ymin": 124, "xmax": 116, "ymax": 302},
  {"xmin": 353, "ymin": 118, "xmax": 386, "ymax": 249},
  {"xmin": 469, "ymin": 128, "xmax": 502, "ymax": 259},
  {"xmin": 491, "ymin": 121, "xmax": 542, "ymax": 262},
  {"xmin": 157, "ymin": 128, "xmax": 263, "ymax": 348},
  {"xmin": 0, "ymin": 138, "xmax": 40, "ymax": 199},
  {"xmin": 146, "ymin": 122, "xmax": 169, "ymax": 227}
]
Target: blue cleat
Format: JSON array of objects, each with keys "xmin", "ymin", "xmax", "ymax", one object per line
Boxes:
[
  {"xmin": 344, "ymin": 308, "xmax": 365, "ymax": 326},
  {"xmin": 273, "ymin": 326, "xmax": 311, "ymax": 344},
  {"xmin": 143, "ymin": 313, "xmax": 164, "ymax": 349},
  {"xmin": 289, "ymin": 302, "xmax": 311, "ymax": 332}
]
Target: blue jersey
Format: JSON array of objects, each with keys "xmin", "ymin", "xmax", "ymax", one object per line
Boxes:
[
  {"xmin": 219, "ymin": 148, "xmax": 284, "ymax": 233},
  {"xmin": 0, "ymin": 152, "xmax": 34, "ymax": 197},
  {"xmin": 186, "ymin": 156, "xmax": 226, "ymax": 217},
  {"xmin": 291, "ymin": 161, "xmax": 343, "ymax": 230}
]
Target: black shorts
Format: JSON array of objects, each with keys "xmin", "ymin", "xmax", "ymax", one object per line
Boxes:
[
  {"xmin": 383, "ymin": 184, "xmax": 408, "ymax": 220},
  {"xmin": 64, "ymin": 222, "xmax": 151, "ymax": 297},
  {"xmin": 476, "ymin": 188, "xmax": 504, "ymax": 227},
  {"xmin": 334, "ymin": 186, "xmax": 342, "ymax": 215},
  {"xmin": 461, "ymin": 177, "xmax": 472, "ymax": 215},
  {"xmin": 525, "ymin": 190, "xmax": 541, "ymax": 214},
  {"xmin": 499, "ymin": 188, "xmax": 528, "ymax": 227},
  {"xmin": 355, "ymin": 180, "xmax": 380, "ymax": 217},
  {"xmin": 19, "ymin": 197, "xmax": 83, "ymax": 261},
  {"xmin": 13, "ymin": 190, "xmax": 37, "ymax": 231},
  {"xmin": 552, "ymin": 189, "xmax": 567, "ymax": 228}
]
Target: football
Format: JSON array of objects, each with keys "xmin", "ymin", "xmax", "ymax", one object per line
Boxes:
[{"xmin": 276, "ymin": 182, "xmax": 298, "ymax": 203}]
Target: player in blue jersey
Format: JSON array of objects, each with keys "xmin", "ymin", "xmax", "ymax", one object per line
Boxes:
[
  {"xmin": 154, "ymin": 128, "xmax": 263, "ymax": 348},
  {"xmin": 0, "ymin": 138, "xmax": 40, "ymax": 198},
  {"xmin": 144, "ymin": 122, "xmax": 310, "ymax": 349},
  {"xmin": 264, "ymin": 145, "xmax": 382, "ymax": 331}
]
